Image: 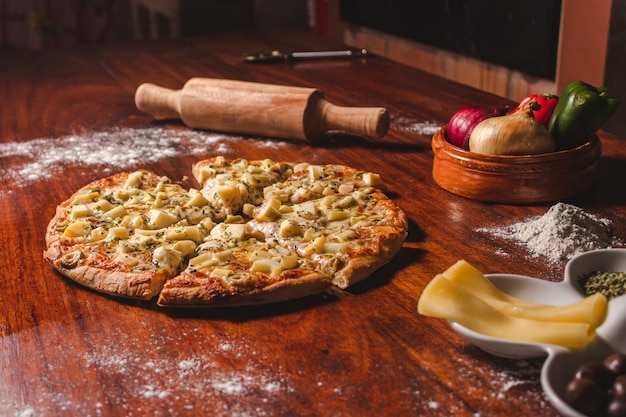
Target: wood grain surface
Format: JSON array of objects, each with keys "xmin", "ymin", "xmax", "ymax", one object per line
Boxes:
[{"xmin": 1, "ymin": 29, "xmax": 625, "ymax": 417}]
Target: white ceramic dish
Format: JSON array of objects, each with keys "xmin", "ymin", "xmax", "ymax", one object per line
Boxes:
[{"xmin": 448, "ymin": 248, "xmax": 626, "ymax": 417}]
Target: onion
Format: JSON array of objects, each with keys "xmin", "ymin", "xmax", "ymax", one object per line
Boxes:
[
  {"xmin": 468, "ymin": 111, "xmax": 556, "ymax": 155},
  {"xmin": 446, "ymin": 105, "xmax": 506, "ymax": 149}
]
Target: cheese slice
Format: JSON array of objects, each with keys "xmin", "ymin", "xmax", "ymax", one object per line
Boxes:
[
  {"xmin": 418, "ymin": 274, "xmax": 595, "ymax": 350},
  {"xmin": 441, "ymin": 260, "xmax": 607, "ymax": 327}
]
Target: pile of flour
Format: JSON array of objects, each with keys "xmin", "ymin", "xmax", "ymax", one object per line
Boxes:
[{"xmin": 479, "ymin": 203, "xmax": 622, "ymax": 263}]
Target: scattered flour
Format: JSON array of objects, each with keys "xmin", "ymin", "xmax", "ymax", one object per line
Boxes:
[
  {"xmin": 0, "ymin": 121, "xmax": 440, "ymax": 190},
  {"xmin": 0, "ymin": 126, "xmax": 288, "ymax": 189},
  {"xmin": 17, "ymin": 407, "xmax": 35, "ymax": 417},
  {"xmin": 0, "ymin": 321, "xmax": 295, "ymax": 417},
  {"xmin": 427, "ymin": 401, "xmax": 440, "ymax": 409},
  {"xmin": 454, "ymin": 355, "xmax": 548, "ymax": 413},
  {"xmin": 478, "ymin": 203, "xmax": 623, "ymax": 263},
  {"xmin": 410, "ymin": 354, "xmax": 548, "ymax": 416},
  {"xmin": 393, "ymin": 117, "xmax": 442, "ymax": 136},
  {"xmin": 0, "ymin": 318, "xmax": 554, "ymax": 417}
]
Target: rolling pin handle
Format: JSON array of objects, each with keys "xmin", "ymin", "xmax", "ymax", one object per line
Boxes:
[
  {"xmin": 317, "ymin": 98, "xmax": 390, "ymax": 140},
  {"xmin": 135, "ymin": 83, "xmax": 183, "ymax": 115}
]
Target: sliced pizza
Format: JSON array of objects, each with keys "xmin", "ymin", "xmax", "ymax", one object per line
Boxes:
[
  {"xmin": 248, "ymin": 187, "xmax": 408, "ymax": 288},
  {"xmin": 45, "ymin": 157, "xmax": 408, "ymax": 307},
  {"xmin": 157, "ymin": 222, "xmax": 332, "ymax": 307},
  {"xmin": 44, "ymin": 170, "xmax": 214, "ymax": 299},
  {"xmin": 262, "ymin": 162, "xmax": 386, "ymax": 205},
  {"xmin": 192, "ymin": 156, "xmax": 294, "ymax": 216}
]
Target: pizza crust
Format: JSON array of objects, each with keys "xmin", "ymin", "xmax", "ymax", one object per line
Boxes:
[
  {"xmin": 157, "ymin": 270, "xmax": 333, "ymax": 307},
  {"xmin": 331, "ymin": 226, "xmax": 408, "ymax": 289},
  {"xmin": 44, "ymin": 238, "xmax": 168, "ymax": 300},
  {"xmin": 53, "ymin": 262, "xmax": 165, "ymax": 300}
]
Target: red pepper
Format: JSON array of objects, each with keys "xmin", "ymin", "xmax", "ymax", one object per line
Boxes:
[{"xmin": 509, "ymin": 93, "xmax": 559, "ymax": 127}]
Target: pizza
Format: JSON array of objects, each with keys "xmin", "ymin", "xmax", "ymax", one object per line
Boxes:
[{"xmin": 44, "ymin": 156, "xmax": 408, "ymax": 307}]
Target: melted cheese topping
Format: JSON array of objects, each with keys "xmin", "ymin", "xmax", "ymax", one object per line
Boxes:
[
  {"xmin": 193, "ymin": 157, "xmax": 294, "ymax": 216},
  {"xmin": 59, "ymin": 171, "xmax": 212, "ymax": 274}
]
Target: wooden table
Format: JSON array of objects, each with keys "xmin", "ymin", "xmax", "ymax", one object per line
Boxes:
[{"xmin": 1, "ymin": 29, "xmax": 625, "ymax": 417}]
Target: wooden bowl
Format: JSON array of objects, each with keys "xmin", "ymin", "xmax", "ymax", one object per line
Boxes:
[{"xmin": 431, "ymin": 128, "xmax": 602, "ymax": 204}]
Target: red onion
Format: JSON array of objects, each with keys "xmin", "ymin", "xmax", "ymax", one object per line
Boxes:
[{"xmin": 446, "ymin": 105, "xmax": 506, "ymax": 149}]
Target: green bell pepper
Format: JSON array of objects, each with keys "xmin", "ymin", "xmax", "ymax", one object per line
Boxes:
[{"xmin": 548, "ymin": 80, "xmax": 618, "ymax": 149}]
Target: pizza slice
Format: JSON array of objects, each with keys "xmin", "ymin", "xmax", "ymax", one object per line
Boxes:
[
  {"xmin": 44, "ymin": 170, "xmax": 216, "ymax": 299},
  {"xmin": 262, "ymin": 162, "xmax": 387, "ymax": 204},
  {"xmin": 192, "ymin": 156, "xmax": 294, "ymax": 216},
  {"xmin": 248, "ymin": 187, "xmax": 409, "ymax": 288},
  {"xmin": 156, "ymin": 221, "xmax": 333, "ymax": 307}
]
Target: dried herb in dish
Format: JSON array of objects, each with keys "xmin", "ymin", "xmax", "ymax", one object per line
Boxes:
[{"xmin": 582, "ymin": 271, "xmax": 626, "ymax": 300}]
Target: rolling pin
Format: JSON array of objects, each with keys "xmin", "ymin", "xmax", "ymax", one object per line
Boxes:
[{"xmin": 134, "ymin": 77, "xmax": 389, "ymax": 142}]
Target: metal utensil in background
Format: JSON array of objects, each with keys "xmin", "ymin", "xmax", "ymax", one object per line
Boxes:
[{"xmin": 243, "ymin": 49, "xmax": 368, "ymax": 64}]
